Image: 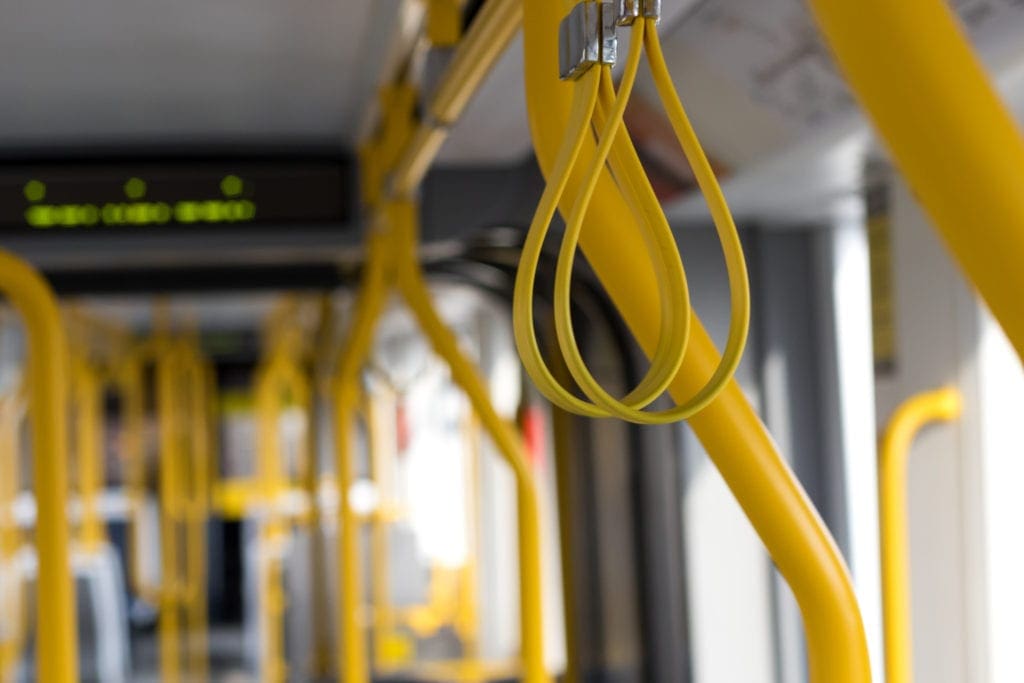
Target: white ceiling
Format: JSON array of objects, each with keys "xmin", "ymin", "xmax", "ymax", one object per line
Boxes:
[{"xmin": 3, "ymin": 0, "xmax": 1024, "ymax": 224}]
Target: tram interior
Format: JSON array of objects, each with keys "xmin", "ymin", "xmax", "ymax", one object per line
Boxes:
[{"xmin": 2, "ymin": 1, "xmax": 1024, "ymax": 682}]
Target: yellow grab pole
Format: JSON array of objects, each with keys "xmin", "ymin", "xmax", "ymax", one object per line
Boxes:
[
  {"xmin": 332, "ymin": 230, "xmax": 391, "ymax": 683},
  {"xmin": 392, "ymin": 202, "xmax": 548, "ymax": 683},
  {"xmin": 0, "ymin": 389, "xmax": 28, "ymax": 681},
  {"xmin": 73, "ymin": 357, "xmax": 107, "ymax": 553},
  {"xmin": 878, "ymin": 388, "xmax": 962, "ymax": 683},
  {"xmin": 155, "ymin": 335, "xmax": 183, "ymax": 683},
  {"xmin": 254, "ymin": 354, "xmax": 288, "ymax": 683},
  {"xmin": 0, "ymin": 251, "xmax": 78, "ymax": 683},
  {"xmin": 180, "ymin": 341, "xmax": 211, "ymax": 682},
  {"xmin": 806, "ymin": 0, "xmax": 1024, "ymax": 362},
  {"xmin": 521, "ymin": 3, "xmax": 869, "ymax": 681},
  {"xmin": 118, "ymin": 348, "xmax": 164, "ymax": 606}
]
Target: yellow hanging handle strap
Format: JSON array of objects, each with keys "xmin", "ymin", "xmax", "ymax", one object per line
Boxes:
[
  {"xmin": 522, "ymin": 2, "xmax": 870, "ymax": 681},
  {"xmin": 514, "ymin": 16, "xmax": 749, "ymax": 423},
  {"xmin": 878, "ymin": 388, "xmax": 961, "ymax": 683}
]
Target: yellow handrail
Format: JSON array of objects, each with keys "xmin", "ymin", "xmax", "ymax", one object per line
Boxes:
[
  {"xmin": 878, "ymin": 388, "xmax": 962, "ymax": 683},
  {"xmin": 116, "ymin": 345, "xmax": 164, "ymax": 606},
  {"xmin": 71, "ymin": 356, "xmax": 107, "ymax": 554},
  {"xmin": 0, "ymin": 386, "xmax": 28, "ymax": 682},
  {"xmin": 253, "ymin": 314, "xmax": 315, "ymax": 683},
  {"xmin": 152, "ymin": 328, "xmax": 214, "ymax": 683},
  {"xmin": 332, "ymin": 201, "xmax": 549, "ymax": 683},
  {"xmin": 806, "ymin": 0, "xmax": 1024, "ymax": 362},
  {"xmin": 521, "ymin": 2, "xmax": 869, "ymax": 681},
  {"xmin": 178, "ymin": 338, "xmax": 212, "ymax": 682},
  {"xmin": 0, "ymin": 250, "xmax": 78, "ymax": 683}
]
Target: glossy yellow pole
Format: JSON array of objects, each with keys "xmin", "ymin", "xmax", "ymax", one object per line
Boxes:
[
  {"xmin": 878, "ymin": 388, "xmax": 962, "ymax": 683},
  {"xmin": 0, "ymin": 389, "xmax": 27, "ymax": 682},
  {"xmin": 365, "ymin": 388, "xmax": 396, "ymax": 668},
  {"xmin": 806, "ymin": 0, "xmax": 1024, "ymax": 361},
  {"xmin": 180, "ymin": 342, "xmax": 211, "ymax": 682},
  {"xmin": 254, "ymin": 353, "xmax": 289, "ymax": 683},
  {"xmin": 332, "ymin": 229, "xmax": 390, "ymax": 683},
  {"xmin": 155, "ymin": 336, "xmax": 183, "ymax": 683},
  {"xmin": 118, "ymin": 349, "xmax": 164, "ymax": 606},
  {"xmin": 73, "ymin": 358, "xmax": 107, "ymax": 553},
  {"xmin": 0, "ymin": 251, "xmax": 78, "ymax": 683},
  {"xmin": 521, "ymin": 3, "xmax": 869, "ymax": 681}
]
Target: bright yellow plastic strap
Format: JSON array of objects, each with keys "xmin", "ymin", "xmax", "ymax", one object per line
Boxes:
[
  {"xmin": 514, "ymin": 17, "xmax": 749, "ymax": 424},
  {"xmin": 878, "ymin": 388, "xmax": 961, "ymax": 683}
]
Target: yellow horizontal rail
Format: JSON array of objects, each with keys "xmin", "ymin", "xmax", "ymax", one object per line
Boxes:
[
  {"xmin": 878, "ymin": 388, "xmax": 962, "ymax": 683},
  {"xmin": 806, "ymin": 0, "xmax": 1024, "ymax": 361}
]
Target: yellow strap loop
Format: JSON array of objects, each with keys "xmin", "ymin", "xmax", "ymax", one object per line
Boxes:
[{"xmin": 514, "ymin": 18, "xmax": 749, "ymax": 424}]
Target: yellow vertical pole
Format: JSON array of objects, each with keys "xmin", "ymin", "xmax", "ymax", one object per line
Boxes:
[
  {"xmin": 0, "ymin": 389, "xmax": 25, "ymax": 682},
  {"xmin": 332, "ymin": 231, "xmax": 391, "ymax": 683},
  {"xmin": 878, "ymin": 388, "xmax": 962, "ymax": 683},
  {"xmin": 155, "ymin": 333, "xmax": 183, "ymax": 683},
  {"xmin": 73, "ymin": 358, "xmax": 107, "ymax": 553},
  {"xmin": 254, "ymin": 356, "xmax": 288, "ymax": 683},
  {"xmin": 181, "ymin": 342, "xmax": 211, "ymax": 682},
  {"xmin": 118, "ymin": 348, "xmax": 164, "ymax": 606},
  {"xmin": 806, "ymin": 0, "xmax": 1024, "ymax": 363},
  {"xmin": 0, "ymin": 251, "xmax": 78, "ymax": 683}
]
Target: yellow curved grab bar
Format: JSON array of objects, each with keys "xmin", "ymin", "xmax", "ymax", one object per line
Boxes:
[
  {"xmin": 878, "ymin": 388, "xmax": 962, "ymax": 683},
  {"xmin": 332, "ymin": 202, "xmax": 549, "ymax": 683},
  {"xmin": 806, "ymin": 0, "xmax": 1024, "ymax": 362},
  {"xmin": 521, "ymin": 2, "xmax": 869, "ymax": 681},
  {"xmin": 0, "ymin": 251, "xmax": 78, "ymax": 683}
]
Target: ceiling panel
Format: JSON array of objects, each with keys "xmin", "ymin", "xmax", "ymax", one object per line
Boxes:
[{"xmin": 0, "ymin": 0, "xmax": 386, "ymax": 149}]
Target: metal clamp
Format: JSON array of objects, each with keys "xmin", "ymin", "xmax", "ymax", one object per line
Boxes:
[
  {"xmin": 615, "ymin": 0, "xmax": 660, "ymax": 24},
  {"xmin": 559, "ymin": 1, "xmax": 617, "ymax": 80}
]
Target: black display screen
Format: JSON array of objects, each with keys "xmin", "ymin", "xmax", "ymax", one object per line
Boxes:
[{"xmin": 0, "ymin": 160, "xmax": 352, "ymax": 232}]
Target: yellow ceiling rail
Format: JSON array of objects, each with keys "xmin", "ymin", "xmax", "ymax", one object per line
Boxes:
[
  {"xmin": 522, "ymin": 2, "xmax": 869, "ymax": 681},
  {"xmin": 878, "ymin": 388, "xmax": 962, "ymax": 683},
  {"xmin": 806, "ymin": 0, "xmax": 1024, "ymax": 362},
  {"xmin": 387, "ymin": 0, "xmax": 521, "ymax": 197},
  {"xmin": 331, "ymin": 201, "xmax": 549, "ymax": 683},
  {"xmin": 0, "ymin": 250, "xmax": 78, "ymax": 683}
]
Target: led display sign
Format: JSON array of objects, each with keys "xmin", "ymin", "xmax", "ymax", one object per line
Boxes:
[{"xmin": 0, "ymin": 161, "xmax": 352, "ymax": 232}]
